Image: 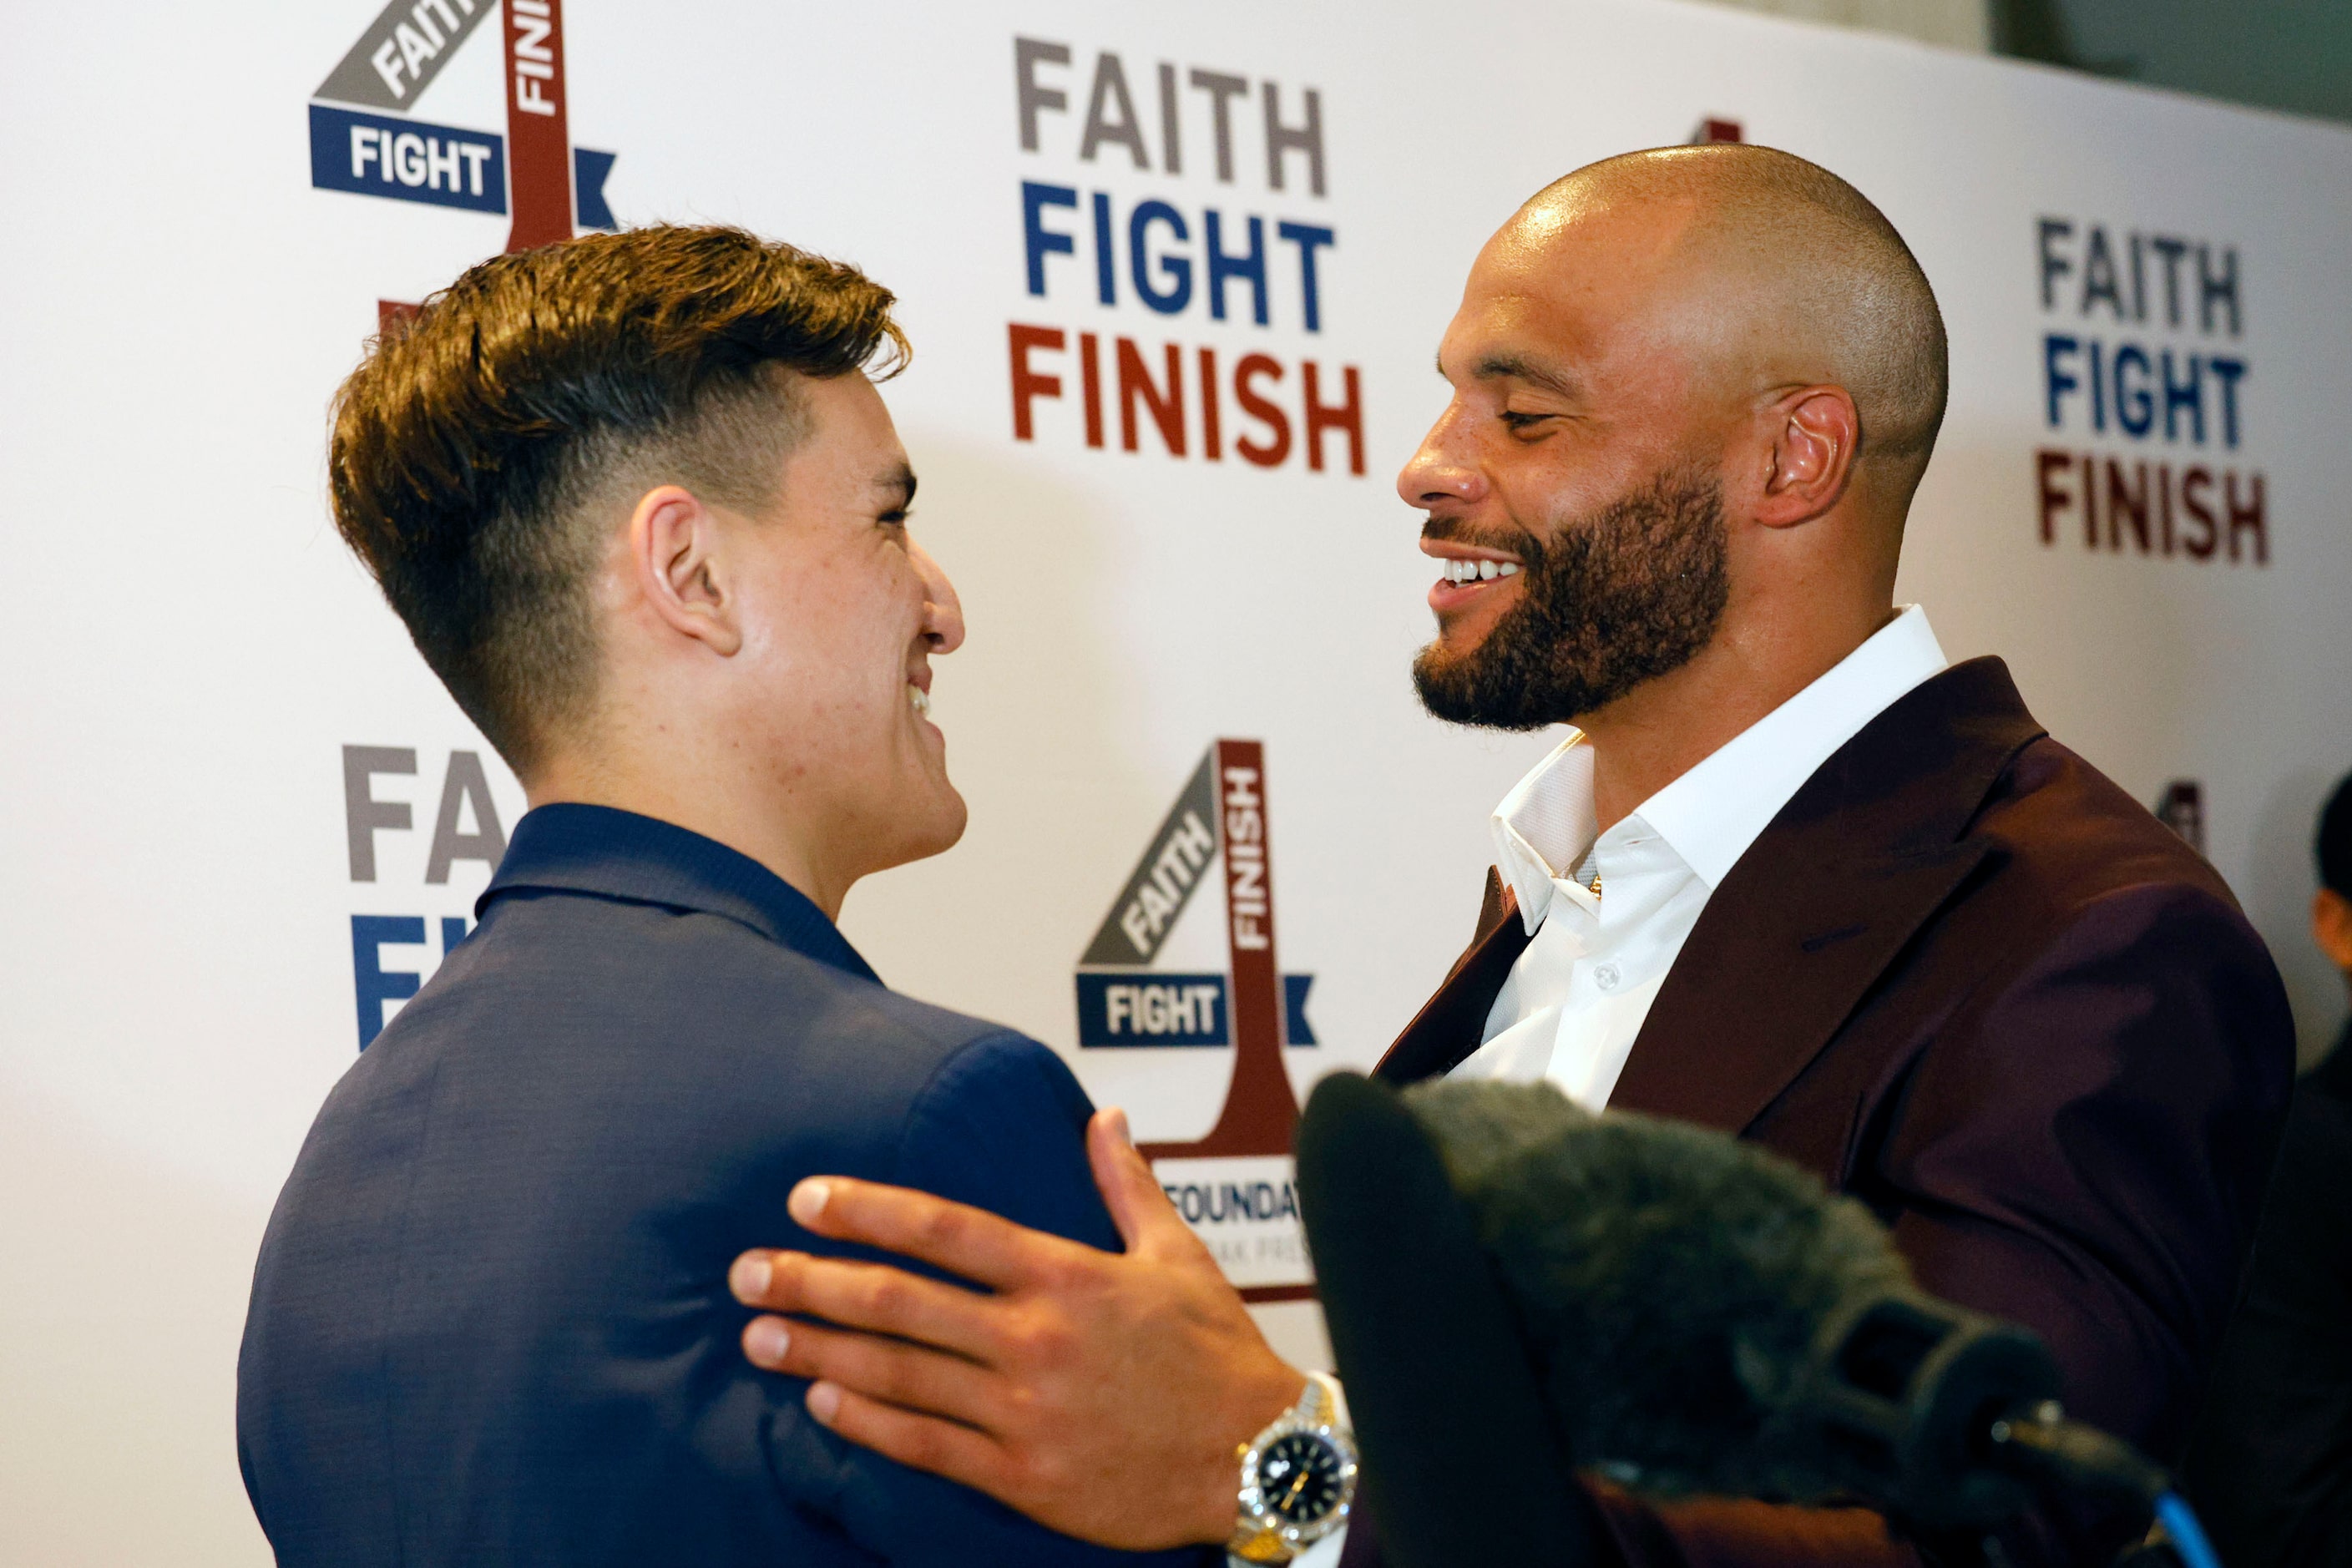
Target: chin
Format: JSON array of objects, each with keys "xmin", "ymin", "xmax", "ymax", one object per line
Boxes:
[
  {"xmin": 896, "ymin": 781, "xmax": 969, "ymax": 865},
  {"xmin": 926, "ymin": 790, "xmax": 970, "ymax": 855},
  {"xmin": 1436, "ymin": 597, "xmax": 1512, "ymax": 647}
]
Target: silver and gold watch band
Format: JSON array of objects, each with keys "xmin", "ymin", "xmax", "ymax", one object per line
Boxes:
[{"xmin": 1227, "ymin": 1373, "xmax": 1354, "ymax": 1565}]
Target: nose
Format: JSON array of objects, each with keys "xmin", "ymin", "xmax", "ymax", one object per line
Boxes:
[
  {"xmin": 911, "ymin": 543, "xmax": 965, "ymax": 655},
  {"xmin": 1395, "ymin": 402, "xmax": 1484, "ymax": 512}
]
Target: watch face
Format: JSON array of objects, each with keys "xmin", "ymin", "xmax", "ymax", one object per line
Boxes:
[{"xmin": 1257, "ymin": 1432, "xmax": 1347, "ymax": 1525}]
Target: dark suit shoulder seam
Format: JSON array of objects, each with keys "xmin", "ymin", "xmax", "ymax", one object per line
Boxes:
[
  {"xmin": 1967, "ymin": 726, "xmax": 2058, "ymax": 827},
  {"xmin": 888, "ymin": 1030, "xmax": 1038, "ymax": 1185},
  {"xmin": 902, "ymin": 1029, "xmax": 1035, "ymax": 1116},
  {"xmin": 2066, "ymin": 873, "xmax": 2248, "ymax": 926},
  {"xmin": 1969, "ymin": 877, "xmax": 2256, "ymax": 1004}
]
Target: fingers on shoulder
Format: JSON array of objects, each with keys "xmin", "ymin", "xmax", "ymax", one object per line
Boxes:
[
  {"xmin": 812, "ymin": 1383, "xmax": 1005, "ymax": 1489},
  {"xmin": 814, "ymin": 1175, "xmax": 1046, "ymax": 1285},
  {"xmin": 766, "ymin": 1316, "xmax": 993, "ymax": 1411}
]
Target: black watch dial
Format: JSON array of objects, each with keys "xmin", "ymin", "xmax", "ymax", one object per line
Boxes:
[{"xmin": 1259, "ymin": 1432, "xmax": 1345, "ymax": 1525}]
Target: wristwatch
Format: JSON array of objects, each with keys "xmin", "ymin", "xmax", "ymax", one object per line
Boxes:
[{"xmin": 1227, "ymin": 1373, "xmax": 1358, "ymax": 1564}]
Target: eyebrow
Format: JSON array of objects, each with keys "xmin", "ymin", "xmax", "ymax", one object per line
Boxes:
[
  {"xmin": 1468, "ymin": 352, "xmax": 1582, "ymax": 402},
  {"xmin": 879, "ymin": 463, "xmax": 917, "ymax": 507}
]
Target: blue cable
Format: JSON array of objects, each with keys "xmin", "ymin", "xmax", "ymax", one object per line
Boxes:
[{"xmin": 2156, "ymin": 1490, "xmax": 2223, "ymax": 1568}]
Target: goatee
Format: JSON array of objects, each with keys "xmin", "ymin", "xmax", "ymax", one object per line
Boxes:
[{"xmin": 1412, "ymin": 468, "xmax": 1730, "ymax": 731}]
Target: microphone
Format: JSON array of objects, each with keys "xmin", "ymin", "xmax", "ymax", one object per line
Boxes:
[{"xmin": 1295, "ymin": 1074, "xmax": 2208, "ymax": 1566}]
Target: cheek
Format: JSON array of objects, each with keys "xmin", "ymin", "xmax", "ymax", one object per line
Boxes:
[
  {"xmin": 1486, "ymin": 427, "xmax": 1579, "ymax": 498},
  {"xmin": 1491, "ymin": 458, "xmax": 1582, "ymax": 545},
  {"xmin": 761, "ymin": 562, "xmax": 904, "ymax": 671},
  {"xmin": 838, "ymin": 571, "xmax": 928, "ymax": 729},
  {"xmin": 1498, "ymin": 438, "xmax": 1652, "ymax": 544}
]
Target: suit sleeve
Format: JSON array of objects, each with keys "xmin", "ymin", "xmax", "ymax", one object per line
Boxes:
[
  {"xmin": 1348, "ymin": 884, "xmax": 2290, "ymax": 1568},
  {"xmin": 1879, "ymin": 883, "xmax": 2290, "ymax": 1456},
  {"xmin": 757, "ymin": 1030, "xmax": 1218, "ymax": 1568}
]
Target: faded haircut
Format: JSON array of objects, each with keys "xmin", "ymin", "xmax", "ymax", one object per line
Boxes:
[{"xmin": 328, "ymin": 225, "xmax": 908, "ymax": 775}]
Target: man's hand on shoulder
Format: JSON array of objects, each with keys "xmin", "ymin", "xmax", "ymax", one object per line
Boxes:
[{"xmin": 730, "ymin": 1107, "xmax": 1305, "ymax": 1551}]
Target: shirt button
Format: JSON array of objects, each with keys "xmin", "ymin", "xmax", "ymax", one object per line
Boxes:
[{"xmin": 1593, "ymin": 963, "xmax": 1622, "ymax": 990}]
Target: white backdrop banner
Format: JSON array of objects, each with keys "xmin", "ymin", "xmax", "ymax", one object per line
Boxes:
[{"xmin": 5, "ymin": 2, "xmax": 2349, "ymax": 1561}]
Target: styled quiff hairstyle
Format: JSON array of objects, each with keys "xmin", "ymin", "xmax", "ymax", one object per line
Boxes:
[{"xmin": 329, "ymin": 225, "xmax": 908, "ymax": 774}]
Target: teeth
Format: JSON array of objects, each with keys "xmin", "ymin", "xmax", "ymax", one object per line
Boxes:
[
  {"xmin": 1443, "ymin": 558, "xmax": 1520, "ymax": 583},
  {"xmin": 908, "ymin": 683, "xmax": 931, "ymax": 717}
]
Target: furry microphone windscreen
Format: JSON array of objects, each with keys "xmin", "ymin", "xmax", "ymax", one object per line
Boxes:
[{"xmin": 1402, "ymin": 1078, "xmax": 1910, "ymax": 1505}]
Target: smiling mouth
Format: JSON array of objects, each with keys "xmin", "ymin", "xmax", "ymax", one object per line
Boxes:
[
  {"xmin": 908, "ymin": 682, "xmax": 932, "ymax": 718},
  {"xmin": 1438, "ymin": 559, "xmax": 1521, "ymax": 584}
]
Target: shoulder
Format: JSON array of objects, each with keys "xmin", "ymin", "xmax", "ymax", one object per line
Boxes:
[
  {"xmin": 1967, "ymin": 734, "xmax": 2249, "ymax": 938},
  {"xmin": 303, "ymin": 894, "xmax": 1081, "ymax": 1228},
  {"xmin": 1838, "ymin": 660, "xmax": 2242, "ymax": 927},
  {"xmin": 890, "ymin": 1030, "xmax": 1118, "ymax": 1253},
  {"xmin": 1912, "ymin": 735, "xmax": 2293, "ymax": 1103},
  {"xmin": 2309, "ymin": 1030, "xmax": 2352, "ymax": 1102},
  {"xmin": 904, "ymin": 1025, "xmax": 1095, "ymax": 1120},
  {"xmin": 1835, "ymin": 718, "xmax": 2290, "ymax": 1086},
  {"xmin": 372, "ymin": 891, "xmax": 1015, "ymax": 1091}
]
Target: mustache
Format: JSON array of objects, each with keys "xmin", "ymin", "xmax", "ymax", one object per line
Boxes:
[{"xmin": 1420, "ymin": 516, "xmax": 1549, "ymax": 568}]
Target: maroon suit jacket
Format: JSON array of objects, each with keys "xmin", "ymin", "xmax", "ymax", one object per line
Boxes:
[{"xmin": 1343, "ymin": 657, "xmax": 2294, "ymax": 1568}]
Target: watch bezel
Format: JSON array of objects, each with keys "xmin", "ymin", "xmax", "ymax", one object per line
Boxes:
[{"xmin": 1237, "ymin": 1412, "xmax": 1358, "ymax": 1549}]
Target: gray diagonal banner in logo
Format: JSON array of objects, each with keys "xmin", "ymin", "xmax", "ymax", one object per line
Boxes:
[
  {"xmin": 316, "ymin": 0, "xmax": 498, "ymax": 112},
  {"xmin": 1079, "ymin": 748, "xmax": 1221, "ymax": 967}
]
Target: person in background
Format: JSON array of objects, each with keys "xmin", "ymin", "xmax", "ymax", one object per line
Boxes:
[{"xmin": 2187, "ymin": 771, "xmax": 2352, "ymax": 1567}]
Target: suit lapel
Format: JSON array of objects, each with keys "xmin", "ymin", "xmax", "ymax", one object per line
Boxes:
[
  {"xmin": 1374, "ymin": 867, "xmax": 1533, "ymax": 1084},
  {"xmin": 1607, "ymin": 838, "xmax": 1989, "ymax": 1131},
  {"xmin": 1609, "ymin": 657, "xmax": 2044, "ymax": 1134}
]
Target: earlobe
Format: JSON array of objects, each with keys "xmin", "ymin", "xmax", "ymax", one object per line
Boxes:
[{"xmin": 631, "ymin": 485, "xmax": 744, "ymax": 656}]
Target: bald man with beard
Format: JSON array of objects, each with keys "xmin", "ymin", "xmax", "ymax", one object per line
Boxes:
[{"xmin": 720, "ymin": 146, "xmax": 2293, "ymax": 1567}]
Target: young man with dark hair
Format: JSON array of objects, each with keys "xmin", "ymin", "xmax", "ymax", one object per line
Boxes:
[{"xmin": 236, "ymin": 226, "xmax": 1222, "ymax": 1566}]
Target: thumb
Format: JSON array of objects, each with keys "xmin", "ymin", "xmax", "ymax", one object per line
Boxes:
[{"xmin": 1085, "ymin": 1106, "xmax": 1193, "ymax": 1256}]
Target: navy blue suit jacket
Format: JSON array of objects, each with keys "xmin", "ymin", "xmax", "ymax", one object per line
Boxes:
[{"xmin": 239, "ymin": 804, "xmax": 1210, "ymax": 1567}]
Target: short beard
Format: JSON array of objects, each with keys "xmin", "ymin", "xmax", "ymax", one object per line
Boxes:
[{"xmin": 1412, "ymin": 468, "xmax": 1730, "ymax": 731}]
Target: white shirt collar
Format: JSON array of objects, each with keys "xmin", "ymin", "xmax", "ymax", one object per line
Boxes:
[{"xmin": 1490, "ymin": 605, "xmax": 1950, "ymax": 932}]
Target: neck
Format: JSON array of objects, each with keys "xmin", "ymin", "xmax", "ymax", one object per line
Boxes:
[
  {"xmin": 525, "ymin": 736, "xmax": 849, "ymax": 920},
  {"xmin": 1577, "ymin": 596, "xmax": 1896, "ymax": 832}
]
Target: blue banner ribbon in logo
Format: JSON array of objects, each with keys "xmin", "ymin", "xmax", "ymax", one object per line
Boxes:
[{"xmin": 310, "ymin": 103, "xmax": 505, "ymax": 214}]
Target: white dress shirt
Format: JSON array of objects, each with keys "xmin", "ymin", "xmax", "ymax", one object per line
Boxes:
[
  {"xmin": 1448, "ymin": 605, "xmax": 1950, "ymax": 1107},
  {"xmin": 1290, "ymin": 609, "xmax": 1948, "ymax": 1568}
]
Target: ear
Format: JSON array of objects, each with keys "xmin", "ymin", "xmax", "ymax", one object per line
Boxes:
[
  {"xmin": 627, "ymin": 484, "xmax": 743, "ymax": 657},
  {"xmin": 2314, "ymin": 888, "xmax": 2352, "ymax": 974},
  {"xmin": 1753, "ymin": 386, "xmax": 1860, "ymax": 529}
]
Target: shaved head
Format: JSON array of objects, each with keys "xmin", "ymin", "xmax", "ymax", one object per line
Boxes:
[
  {"xmin": 1403, "ymin": 144, "xmax": 1950, "ymax": 741},
  {"xmin": 1518, "ymin": 144, "xmax": 1948, "ymax": 493}
]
